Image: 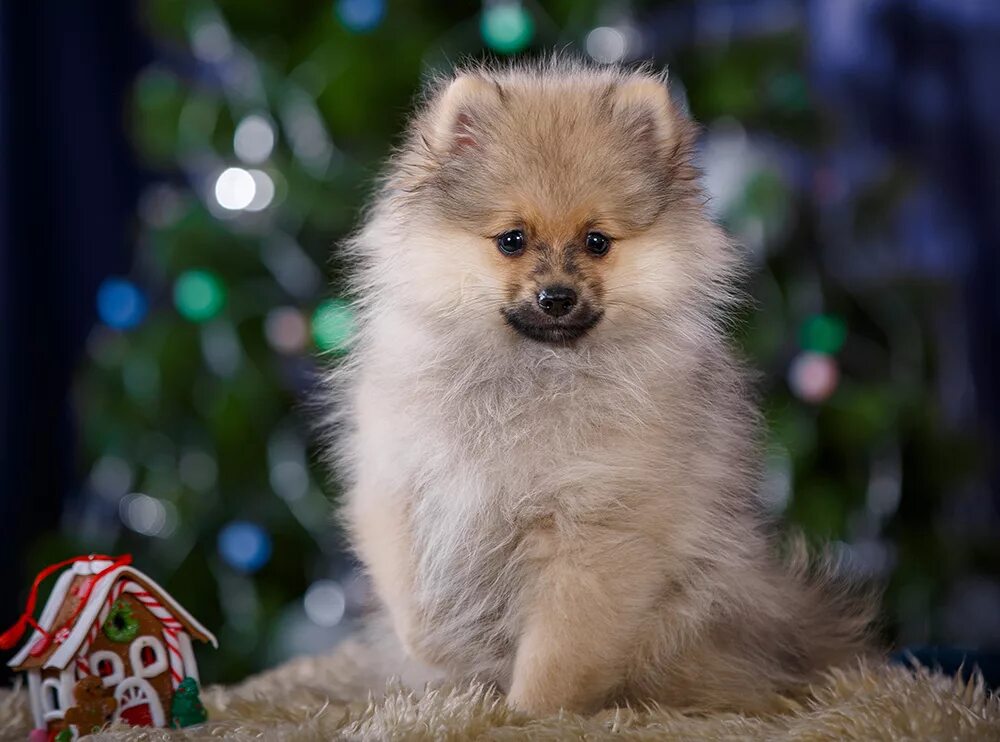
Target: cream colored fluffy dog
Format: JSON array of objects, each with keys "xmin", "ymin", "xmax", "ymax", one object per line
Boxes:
[{"xmin": 329, "ymin": 59, "xmax": 874, "ymax": 715}]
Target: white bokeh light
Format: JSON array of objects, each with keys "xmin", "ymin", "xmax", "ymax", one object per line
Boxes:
[
  {"xmin": 586, "ymin": 26, "xmax": 627, "ymax": 64},
  {"xmin": 119, "ymin": 493, "xmax": 177, "ymax": 538},
  {"xmin": 234, "ymin": 114, "xmax": 275, "ymax": 164},
  {"xmin": 214, "ymin": 167, "xmax": 256, "ymax": 210},
  {"xmin": 245, "ymin": 169, "xmax": 275, "ymax": 212},
  {"xmin": 303, "ymin": 580, "xmax": 346, "ymax": 627}
]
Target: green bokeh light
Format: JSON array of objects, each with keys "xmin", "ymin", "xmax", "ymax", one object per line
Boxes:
[
  {"xmin": 312, "ymin": 299, "xmax": 355, "ymax": 353},
  {"xmin": 174, "ymin": 270, "xmax": 226, "ymax": 322},
  {"xmin": 800, "ymin": 313, "xmax": 847, "ymax": 354},
  {"xmin": 481, "ymin": 3, "xmax": 534, "ymax": 54}
]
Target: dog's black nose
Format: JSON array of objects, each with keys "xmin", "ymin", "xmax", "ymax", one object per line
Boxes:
[{"xmin": 537, "ymin": 287, "xmax": 577, "ymax": 317}]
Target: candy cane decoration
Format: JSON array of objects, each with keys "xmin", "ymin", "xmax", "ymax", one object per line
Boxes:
[
  {"xmin": 121, "ymin": 583, "xmax": 185, "ymax": 687},
  {"xmin": 74, "ymin": 578, "xmax": 186, "ymax": 688}
]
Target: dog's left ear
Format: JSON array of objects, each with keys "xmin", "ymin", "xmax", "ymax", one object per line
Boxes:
[{"xmin": 611, "ymin": 76, "xmax": 679, "ymax": 150}]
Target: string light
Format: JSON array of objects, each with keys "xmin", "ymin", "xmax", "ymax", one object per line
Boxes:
[
  {"xmin": 218, "ymin": 521, "xmax": 272, "ymax": 573},
  {"xmin": 335, "ymin": 0, "xmax": 386, "ymax": 32},
  {"xmin": 800, "ymin": 313, "xmax": 847, "ymax": 354},
  {"xmin": 788, "ymin": 351, "xmax": 839, "ymax": 403},
  {"xmin": 481, "ymin": 2, "xmax": 534, "ymax": 54},
  {"xmin": 311, "ymin": 299, "xmax": 355, "ymax": 352},
  {"xmin": 174, "ymin": 270, "xmax": 225, "ymax": 322},
  {"xmin": 97, "ymin": 278, "xmax": 147, "ymax": 330}
]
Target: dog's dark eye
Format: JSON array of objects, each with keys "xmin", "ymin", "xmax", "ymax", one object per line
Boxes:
[
  {"xmin": 497, "ymin": 230, "xmax": 525, "ymax": 255},
  {"xmin": 586, "ymin": 232, "xmax": 611, "ymax": 256}
]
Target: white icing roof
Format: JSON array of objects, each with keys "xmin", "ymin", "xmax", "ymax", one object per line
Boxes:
[{"xmin": 8, "ymin": 559, "xmax": 217, "ymax": 670}]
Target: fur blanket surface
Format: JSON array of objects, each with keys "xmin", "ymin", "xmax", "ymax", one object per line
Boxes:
[{"xmin": 2, "ymin": 638, "xmax": 998, "ymax": 741}]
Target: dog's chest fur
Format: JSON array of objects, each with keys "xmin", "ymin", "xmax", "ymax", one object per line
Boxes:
[{"xmin": 356, "ymin": 331, "xmax": 664, "ymax": 677}]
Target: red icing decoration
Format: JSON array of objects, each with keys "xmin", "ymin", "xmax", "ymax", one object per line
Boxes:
[
  {"xmin": 121, "ymin": 703, "xmax": 155, "ymax": 727},
  {"xmin": 28, "ymin": 635, "xmax": 50, "ymax": 657}
]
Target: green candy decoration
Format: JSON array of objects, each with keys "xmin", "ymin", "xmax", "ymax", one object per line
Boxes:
[
  {"xmin": 102, "ymin": 598, "xmax": 139, "ymax": 643},
  {"xmin": 55, "ymin": 729, "xmax": 73, "ymax": 742},
  {"xmin": 170, "ymin": 677, "xmax": 208, "ymax": 728}
]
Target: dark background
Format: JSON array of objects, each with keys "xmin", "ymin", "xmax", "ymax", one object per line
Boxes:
[{"xmin": 2, "ymin": 0, "xmax": 998, "ymax": 686}]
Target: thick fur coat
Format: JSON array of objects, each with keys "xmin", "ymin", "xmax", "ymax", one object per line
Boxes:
[{"xmin": 328, "ymin": 59, "xmax": 874, "ymax": 714}]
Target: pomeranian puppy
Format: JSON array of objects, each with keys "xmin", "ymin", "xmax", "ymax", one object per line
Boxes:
[{"xmin": 328, "ymin": 58, "xmax": 874, "ymax": 715}]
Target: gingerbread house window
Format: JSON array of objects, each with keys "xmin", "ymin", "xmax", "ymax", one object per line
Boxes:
[
  {"xmin": 40, "ymin": 677, "xmax": 64, "ymax": 719},
  {"xmin": 89, "ymin": 649, "xmax": 125, "ymax": 686},
  {"xmin": 129, "ymin": 635, "xmax": 167, "ymax": 678}
]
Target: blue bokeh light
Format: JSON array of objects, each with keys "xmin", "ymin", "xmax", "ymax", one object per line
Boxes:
[
  {"xmin": 335, "ymin": 0, "xmax": 385, "ymax": 33},
  {"xmin": 97, "ymin": 278, "xmax": 147, "ymax": 330},
  {"xmin": 218, "ymin": 520, "xmax": 273, "ymax": 573}
]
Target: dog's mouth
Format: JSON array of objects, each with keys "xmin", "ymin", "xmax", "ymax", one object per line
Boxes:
[{"xmin": 501, "ymin": 306, "xmax": 604, "ymax": 344}]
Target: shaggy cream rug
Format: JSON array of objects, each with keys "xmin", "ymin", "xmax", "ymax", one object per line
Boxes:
[{"xmin": 3, "ymin": 637, "xmax": 998, "ymax": 741}]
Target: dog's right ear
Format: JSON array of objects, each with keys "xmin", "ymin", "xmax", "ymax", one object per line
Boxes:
[{"xmin": 426, "ymin": 74, "xmax": 500, "ymax": 156}]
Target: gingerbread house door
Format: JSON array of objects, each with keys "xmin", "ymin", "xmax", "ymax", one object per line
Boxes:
[{"xmin": 114, "ymin": 677, "xmax": 164, "ymax": 727}]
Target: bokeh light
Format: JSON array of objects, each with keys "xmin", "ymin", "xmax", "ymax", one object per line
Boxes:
[
  {"xmin": 481, "ymin": 2, "xmax": 534, "ymax": 54},
  {"xmin": 265, "ymin": 306, "xmax": 309, "ymax": 354},
  {"xmin": 245, "ymin": 169, "xmax": 275, "ymax": 212},
  {"xmin": 788, "ymin": 351, "xmax": 840, "ymax": 403},
  {"xmin": 179, "ymin": 449, "xmax": 218, "ymax": 492},
  {"xmin": 96, "ymin": 278, "xmax": 147, "ymax": 330},
  {"xmin": 585, "ymin": 26, "xmax": 627, "ymax": 64},
  {"xmin": 335, "ymin": 0, "xmax": 386, "ymax": 33},
  {"xmin": 268, "ymin": 429, "xmax": 309, "ymax": 501},
  {"xmin": 119, "ymin": 493, "xmax": 177, "ymax": 538},
  {"xmin": 311, "ymin": 299, "xmax": 355, "ymax": 352},
  {"xmin": 174, "ymin": 270, "xmax": 226, "ymax": 322},
  {"xmin": 200, "ymin": 319, "xmax": 242, "ymax": 378},
  {"xmin": 800, "ymin": 314, "xmax": 847, "ymax": 354},
  {"xmin": 233, "ymin": 114, "xmax": 276, "ymax": 164},
  {"xmin": 190, "ymin": 18, "xmax": 233, "ymax": 63},
  {"xmin": 214, "ymin": 166, "xmax": 256, "ymax": 210},
  {"xmin": 122, "ymin": 355, "xmax": 160, "ymax": 403},
  {"xmin": 303, "ymin": 580, "xmax": 346, "ymax": 627},
  {"xmin": 218, "ymin": 521, "xmax": 272, "ymax": 573},
  {"xmin": 89, "ymin": 455, "xmax": 134, "ymax": 502}
]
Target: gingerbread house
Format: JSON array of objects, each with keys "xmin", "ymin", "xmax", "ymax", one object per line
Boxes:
[{"xmin": 7, "ymin": 557, "xmax": 216, "ymax": 738}]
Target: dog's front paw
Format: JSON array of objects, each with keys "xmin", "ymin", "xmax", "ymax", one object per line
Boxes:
[
  {"xmin": 507, "ymin": 688, "xmax": 559, "ymax": 716},
  {"xmin": 507, "ymin": 677, "xmax": 592, "ymax": 716}
]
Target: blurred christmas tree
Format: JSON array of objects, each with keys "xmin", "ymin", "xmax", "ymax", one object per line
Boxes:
[{"xmin": 25, "ymin": 0, "xmax": 995, "ymax": 683}]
